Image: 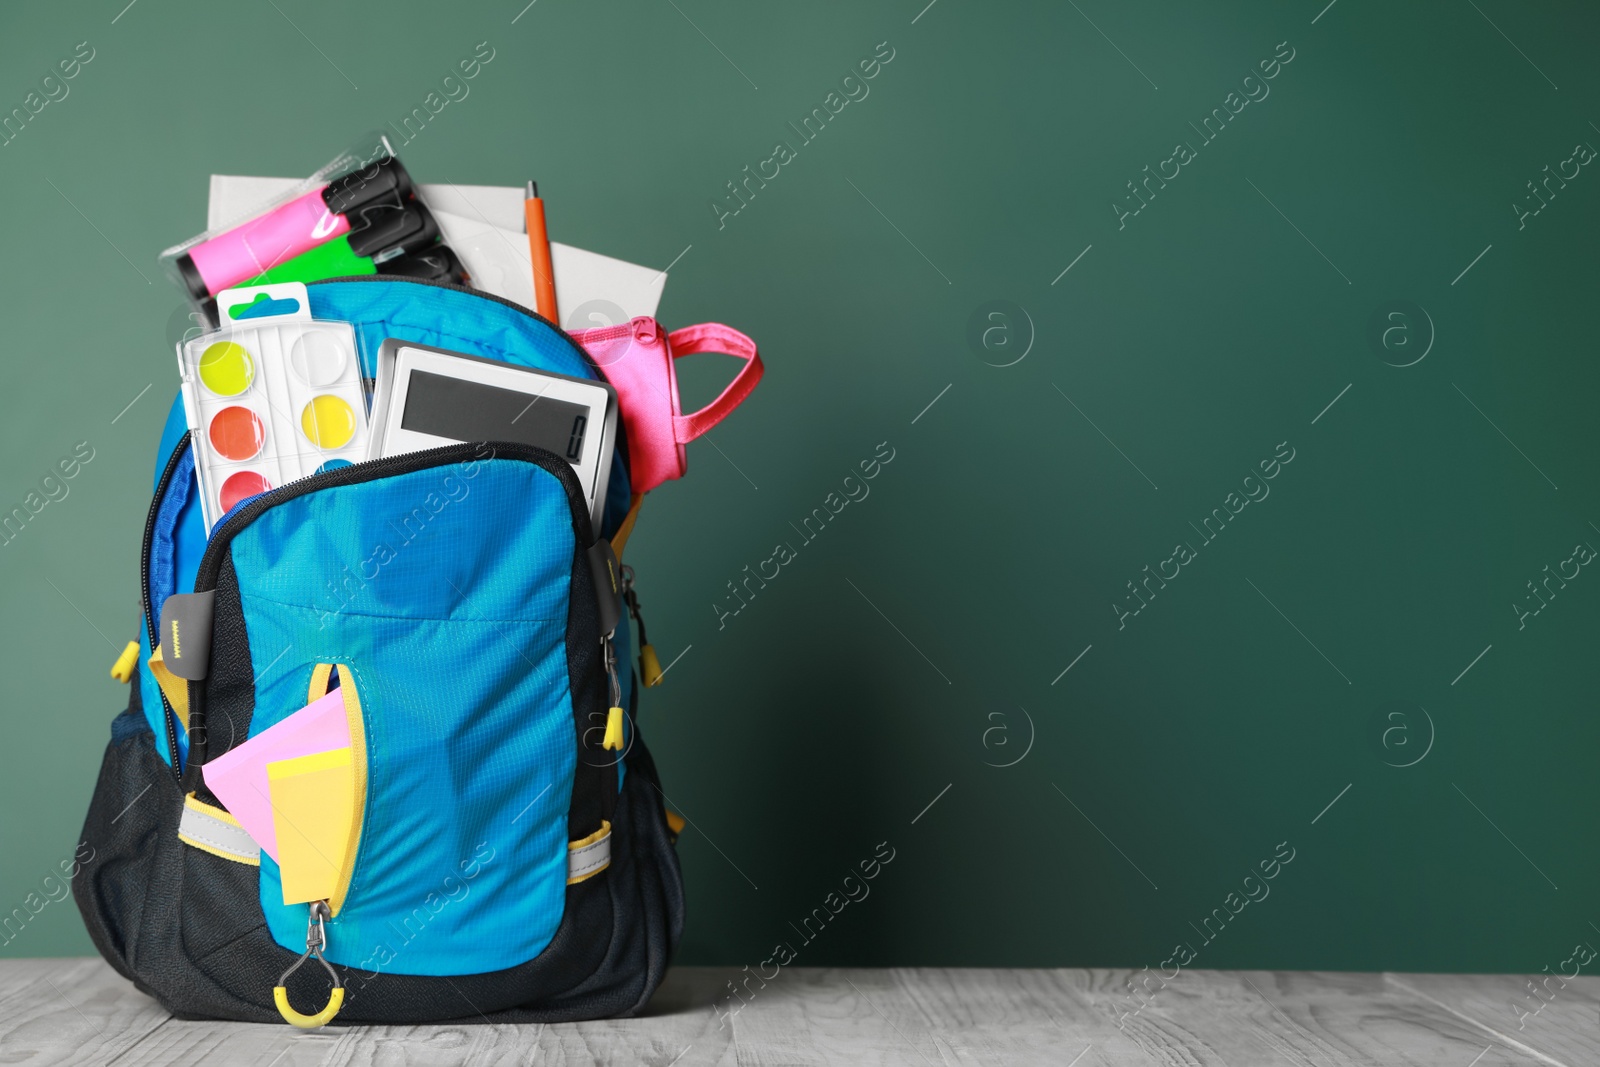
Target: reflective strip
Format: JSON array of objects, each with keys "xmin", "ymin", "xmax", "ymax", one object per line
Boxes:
[
  {"xmin": 178, "ymin": 794, "xmax": 260, "ymax": 866},
  {"xmin": 567, "ymin": 820, "xmax": 611, "ymax": 884}
]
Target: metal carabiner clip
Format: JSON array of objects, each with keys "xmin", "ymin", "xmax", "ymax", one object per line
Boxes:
[{"xmin": 273, "ymin": 900, "xmax": 345, "ymax": 1029}]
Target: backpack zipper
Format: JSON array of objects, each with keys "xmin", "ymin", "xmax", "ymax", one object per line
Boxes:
[
  {"xmin": 179, "ymin": 440, "xmax": 596, "ymax": 789},
  {"xmin": 573, "ymin": 317, "xmax": 654, "ymax": 346},
  {"xmin": 143, "ymin": 431, "xmax": 194, "ymax": 782},
  {"xmin": 303, "ymin": 274, "xmax": 634, "ymax": 483},
  {"xmin": 165, "ymin": 275, "xmax": 626, "ymax": 785},
  {"xmin": 307, "ymin": 274, "xmax": 614, "ymax": 381}
]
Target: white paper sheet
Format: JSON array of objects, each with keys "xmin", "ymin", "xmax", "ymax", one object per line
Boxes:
[
  {"xmin": 208, "ymin": 177, "xmax": 525, "ymax": 237},
  {"xmin": 207, "ymin": 176, "xmax": 664, "ymax": 324}
]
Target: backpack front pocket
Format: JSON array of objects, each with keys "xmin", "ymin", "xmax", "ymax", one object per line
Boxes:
[{"xmin": 186, "ymin": 442, "xmax": 614, "ymax": 978}]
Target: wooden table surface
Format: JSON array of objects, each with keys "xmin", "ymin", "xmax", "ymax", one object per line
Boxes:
[{"xmin": 0, "ymin": 959, "xmax": 1592, "ymax": 1065}]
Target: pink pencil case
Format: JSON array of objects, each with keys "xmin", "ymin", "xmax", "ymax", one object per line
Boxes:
[{"xmin": 570, "ymin": 318, "xmax": 762, "ymax": 495}]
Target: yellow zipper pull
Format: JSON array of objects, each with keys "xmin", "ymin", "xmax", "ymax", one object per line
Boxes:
[
  {"xmin": 110, "ymin": 640, "xmax": 140, "ymax": 683},
  {"xmin": 639, "ymin": 644, "xmax": 663, "ymax": 688},
  {"xmin": 601, "ymin": 635, "xmax": 626, "ymax": 752}
]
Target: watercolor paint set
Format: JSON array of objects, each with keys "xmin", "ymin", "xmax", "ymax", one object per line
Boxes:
[{"xmin": 177, "ymin": 283, "xmax": 369, "ymax": 529}]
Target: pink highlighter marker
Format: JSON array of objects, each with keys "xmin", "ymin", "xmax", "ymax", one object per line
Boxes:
[
  {"xmin": 175, "ymin": 157, "xmax": 418, "ymax": 301},
  {"xmin": 181, "ymin": 187, "xmax": 349, "ymax": 299}
]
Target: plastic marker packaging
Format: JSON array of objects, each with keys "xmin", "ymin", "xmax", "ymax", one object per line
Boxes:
[{"xmin": 158, "ymin": 133, "xmax": 455, "ymax": 315}]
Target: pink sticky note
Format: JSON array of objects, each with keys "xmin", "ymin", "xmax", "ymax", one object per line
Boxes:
[{"xmin": 201, "ymin": 688, "xmax": 351, "ymax": 861}]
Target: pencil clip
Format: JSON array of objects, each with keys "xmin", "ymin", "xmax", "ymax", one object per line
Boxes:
[{"xmin": 273, "ymin": 900, "xmax": 345, "ymax": 1029}]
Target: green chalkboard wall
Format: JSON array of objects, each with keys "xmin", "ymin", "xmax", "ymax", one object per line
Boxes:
[{"xmin": 3, "ymin": 0, "xmax": 1597, "ymax": 977}]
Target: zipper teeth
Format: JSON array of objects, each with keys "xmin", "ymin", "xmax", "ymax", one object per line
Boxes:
[
  {"xmin": 143, "ymin": 432, "xmax": 193, "ymax": 782},
  {"xmin": 305, "ymin": 273, "xmax": 633, "ymax": 479},
  {"xmin": 177, "ymin": 276, "xmax": 619, "ymax": 779},
  {"xmin": 308, "ymin": 274, "xmax": 610, "ymax": 379},
  {"xmin": 308, "ymin": 666, "xmax": 367, "ymax": 917},
  {"xmin": 577, "ymin": 323, "xmax": 636, "ymax": 341},
  {"xmin": 192, "ymin": 440, "xmax": 591, "ymax": 595},
  {"xmin": 183, "ymin": 441, "xmax": 593, "ymax": 782}
]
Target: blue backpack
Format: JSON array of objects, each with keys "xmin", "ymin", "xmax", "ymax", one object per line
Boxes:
[{"xmin": 74, "ymin": 278, "xmax": 684, "ymax": 1026}]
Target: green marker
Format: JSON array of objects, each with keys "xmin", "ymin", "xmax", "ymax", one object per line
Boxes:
[{"xmin": 243, "ymin": 236, "xmax": 377, "ymax": 287}]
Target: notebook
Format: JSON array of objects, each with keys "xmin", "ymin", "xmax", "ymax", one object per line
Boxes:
[
  {"xmin": 268, "ymin": 746, "xmax": 356, "ymax": 905},
  {"xmin": 200, "ymin": 687, "xmax": 352, "ymax": 862},
  {"xmin": 208, "ymin": 176, "xmax": 667, "ymax": 324}
]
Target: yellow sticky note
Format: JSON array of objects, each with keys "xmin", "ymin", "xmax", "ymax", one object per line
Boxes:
[{"xmin": 267, "ymin": 747, "xmax": 355, "ymax": 906}]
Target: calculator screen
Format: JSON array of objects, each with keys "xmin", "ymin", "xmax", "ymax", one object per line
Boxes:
[{"xmin": 402, "ymin": 370, "xmax": 588, "ymax": 461}]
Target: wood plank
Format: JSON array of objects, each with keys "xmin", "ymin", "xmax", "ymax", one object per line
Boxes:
[
  {"xmin": 1022, "ymin": 968, "xmax": 1356, "ymax": 1065},
  {"xmin": 0, "ymin": 957, "xmax": 169, "ymax": 1065},
  {"xmin": 714, "ymin": 965, "xmax": 942, "ymax": 1066},
  {"xmin": 647, "ymin": 966, "xmax": 1166, "ymax": 1065},
  {"xmin": 840, "ymin": 967, "xmax": 1137, "ymax": 1066},
  {"xmin": 1072, "ymin": 967, "xmax": 1540, "ymax": 1067},
  {"xmin": 7, "ymin": 958, "xmax": 1590, "ymax": 1066},
  {"xmin": 110, "ymin": 1019, "xmax": 346, "ymax": 1067},
  {"xmin": 111, "ymin": 968, "xmax": 728, "ymax": 1067},
  {"xmin": 1388, "ymin": 971, "xmax": 1600, "ymax": 1067}
]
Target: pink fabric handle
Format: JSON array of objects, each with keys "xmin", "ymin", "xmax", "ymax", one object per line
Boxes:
[
  {"xmin": 667, "ymin": 324, "xmax": 763, "ymax": 444},
  {"xmin": 571, "ymin": 318, "xmax": 763, "ymax": 495}
]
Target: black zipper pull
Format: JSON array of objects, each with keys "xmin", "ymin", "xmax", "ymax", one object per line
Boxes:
[{"xmin": 621, "ymin": 565, "xmax": 664, "ymax": 687}]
